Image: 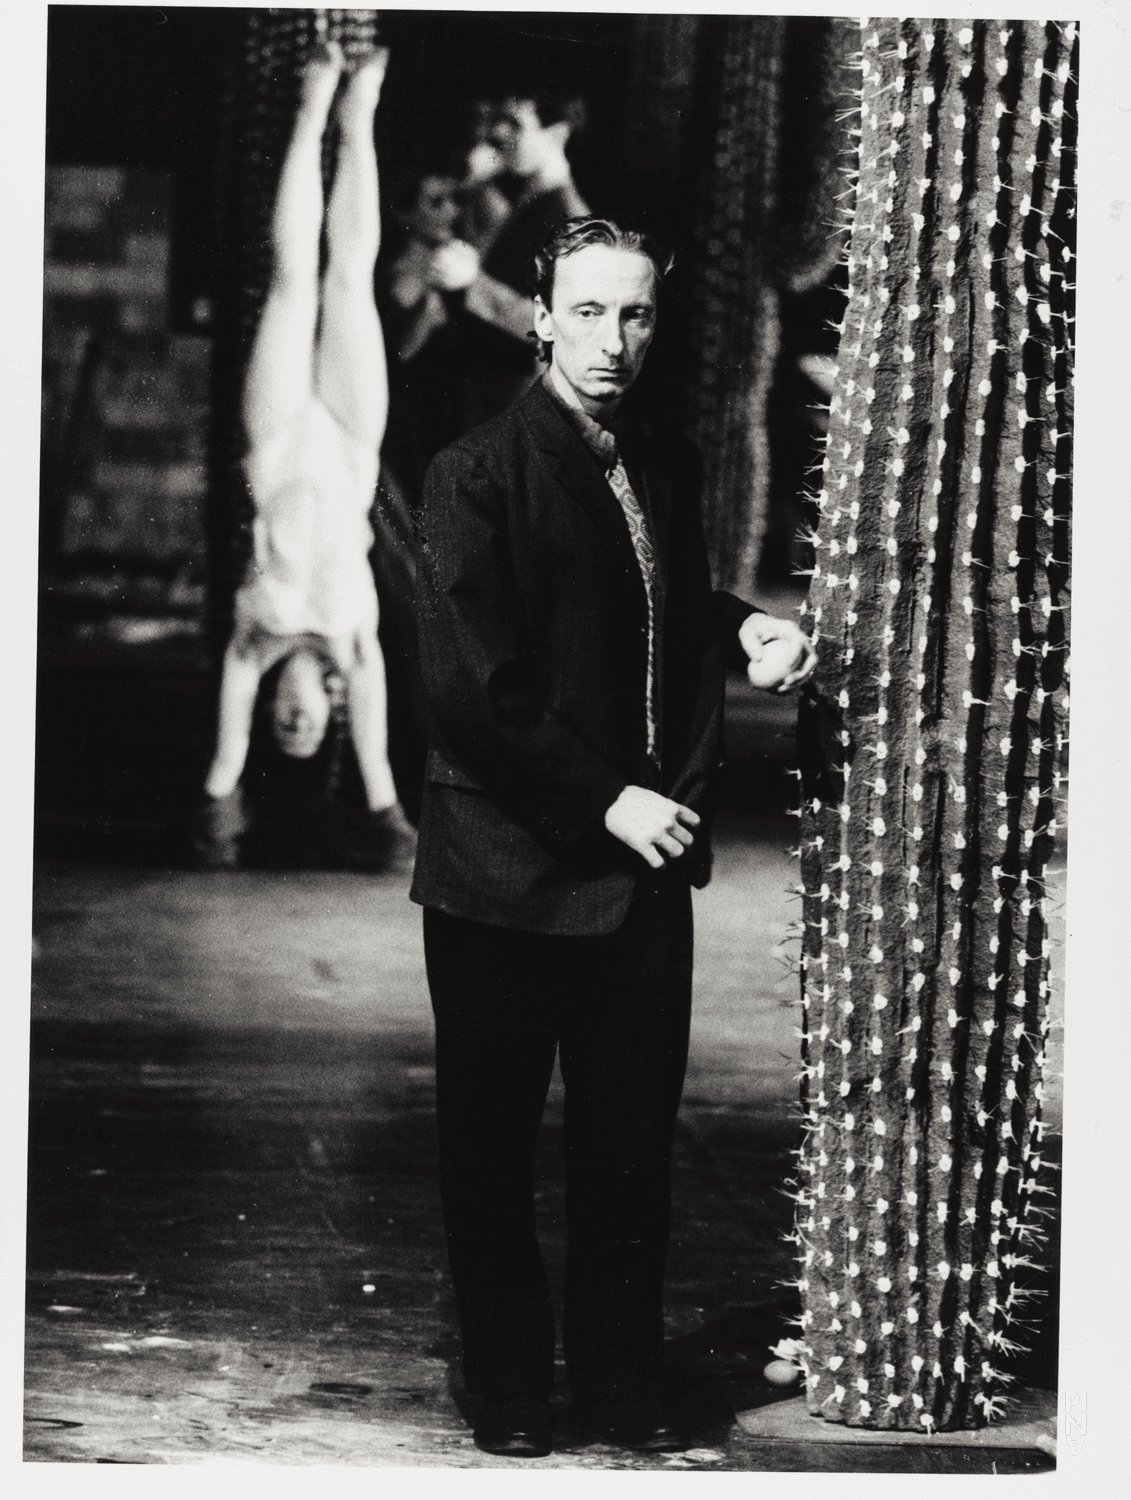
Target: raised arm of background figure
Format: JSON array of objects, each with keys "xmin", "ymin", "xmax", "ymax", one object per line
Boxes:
[
  {"xmin": 387, "ymin": 237, "xmax": 480, "ymax": 364},
  {"xmin": 463, "ymin": 270, "xmax": 540, "ymax": 345},
  {"xmin": 387, "ymin": 244, "xmax": 449, "ymax": 362},
  {"xmin": 393, "ymin": 284, "xmax": 451, "ymax": 365}
]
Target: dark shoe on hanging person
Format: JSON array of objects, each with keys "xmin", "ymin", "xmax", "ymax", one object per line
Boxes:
[
  {"xmin": 188, "ymin": 788, "xmax": 250, "ymax": 870},
  {"xmin": 473, "ymin": 1398, "xmax": 553, "ymax": 1458}
]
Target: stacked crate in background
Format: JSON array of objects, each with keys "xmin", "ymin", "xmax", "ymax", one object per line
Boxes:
[{"xmin": 41, "ymin": 166, "xmax": 210, "ymax": 642}]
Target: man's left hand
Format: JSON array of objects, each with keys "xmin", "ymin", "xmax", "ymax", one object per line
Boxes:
[{"xmin": 739, "ymin": 613, "xmax": 818, "ymax": 694}]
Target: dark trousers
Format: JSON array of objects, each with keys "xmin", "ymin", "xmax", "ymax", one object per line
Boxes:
[{"xmin": 423, "ymin": 874, "xmax": 694, "ymax": 1411}]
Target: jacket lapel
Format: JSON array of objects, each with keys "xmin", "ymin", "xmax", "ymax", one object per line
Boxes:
[{"xmin": 520, "ymin": 381, "xmax": 641, "ymax": 569}]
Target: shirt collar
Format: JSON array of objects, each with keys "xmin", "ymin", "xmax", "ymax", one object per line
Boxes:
[{"xmin": 540, "ymin": 371, "xmax": 622, "ymax": 470}]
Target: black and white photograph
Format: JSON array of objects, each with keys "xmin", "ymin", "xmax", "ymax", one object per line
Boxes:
[{"xmin": 3, "ymin": 0, "xmax": 1126, "ymax": 1484}]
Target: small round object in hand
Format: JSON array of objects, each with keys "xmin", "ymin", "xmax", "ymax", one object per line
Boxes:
[{"xmin": 746, "ymin": 635, "xmax": 803, "ymax": 691}]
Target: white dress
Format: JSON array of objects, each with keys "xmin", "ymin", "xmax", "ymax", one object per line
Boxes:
[{"xmin": 234, "ymin": 399, "xmax": 380, "ymax": 641}]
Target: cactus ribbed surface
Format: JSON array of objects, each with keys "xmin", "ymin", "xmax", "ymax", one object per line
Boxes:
[{"xmin": 793, "ymin": 19, "xmax": 1075, "ymax": 1432}]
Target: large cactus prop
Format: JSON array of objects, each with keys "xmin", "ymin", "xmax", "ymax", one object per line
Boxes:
[{"xmin": 793, "ymin": 19, "xmax": 1075, "ymax": 1431}]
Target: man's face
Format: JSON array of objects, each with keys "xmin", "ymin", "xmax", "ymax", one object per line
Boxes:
[
  {"xmin": 534, "ymin": 244, "xmax": 658, "ymax": 412},
  {"xmin": 409, "ymin": 175, "xmax": 460, "ymax": 245},
  {"xmin": 489, "ymin": 98, "xmax": 550, "ymax": 178}
]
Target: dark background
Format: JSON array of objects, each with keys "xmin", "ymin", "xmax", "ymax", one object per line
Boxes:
[
  {"xmin": 44, "ymin": 7, "xmax": 845, "ymax": 343},
  {"xmin": 39, "ymin": 7, "xmax": 644, "ymax": 857},
  {"xmin": 38, "ymin": 6, "xmax": 843, "ymax": 860},
  {"xmin": 45, "ymin": 7, "xmax": 642, "ymax": 330}
]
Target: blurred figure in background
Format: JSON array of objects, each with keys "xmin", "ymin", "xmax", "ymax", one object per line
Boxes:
[
  {"xmin": 386, "ymin": 170, "xmax": 479, "ymax": 366},
  {"xmin": 459, "ymin": 90, "xmax": 590, "ymax": 428},
  {"xmin": 380, "ymin": 89, "xmax": 591, "ymax": 481},
  {"xmin": 381, "ymin": 165, "xmax": 479, "ymax": 498},
  {"xmin": 458, "ymin": 98, "xmax": 515, "ymax": 254},
  {"xmin": 193, "ymin": 43, "xmax": 416, "ymax": 871},
  {"xmin": 475, "ymin": 92, "xmax": 588, "ymax": 295}
]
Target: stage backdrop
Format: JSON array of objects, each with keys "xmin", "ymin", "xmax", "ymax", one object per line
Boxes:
[{"xmin": 623, "ymin": 15, "xmax": 854, "ymax": 592}]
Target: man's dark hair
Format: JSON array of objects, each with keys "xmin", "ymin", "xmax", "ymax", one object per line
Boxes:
[
  {"xmin": 529, "ymin": 216, "xmax": 674, "ymax": 364},
  {"xmin": 499, "ymin": 89, "xmax": 588, "ymax": 135},
  {"xmin": 388, "ymin": 155, "xmax": 465, "ymax": 218}
]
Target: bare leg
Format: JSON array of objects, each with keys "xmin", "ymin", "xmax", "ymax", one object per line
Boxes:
[
  {"xmin": 318, "ymin": 51, "xmax": 401, "ymax": 832},
  {"xmin": 242, "ymin": 43, "xmax": 344, "ymax": 449},
  {"xmin": 342, "ymin": 632, "xmax": 417, "ymax": 868},
  {"xmin": 314, "ymin": 48, "xmax": 390, "ymax": 447}
]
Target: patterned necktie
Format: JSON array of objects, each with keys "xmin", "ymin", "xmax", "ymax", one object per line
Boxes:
[
  {"xmin": 604, "ymin": 445, "xmax": 658, "ymax": 763},
  {"xmin": 556, "ymin": 396, "xmax": 660, "ymax": 764}
]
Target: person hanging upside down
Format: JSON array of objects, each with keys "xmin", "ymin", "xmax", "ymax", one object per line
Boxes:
[{"xmin": 194, "ymin": 42, "xmax": 415, "ymax": 871}]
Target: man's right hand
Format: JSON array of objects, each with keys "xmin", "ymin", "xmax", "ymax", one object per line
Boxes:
[{"xmin": 604, "ymin": 786, "xmax": 700, "ymax": 870}]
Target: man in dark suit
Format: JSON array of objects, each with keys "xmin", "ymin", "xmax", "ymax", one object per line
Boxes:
[{"xmin": 411, "ymin": 217, "xmax": 816, "ymax": 1457}]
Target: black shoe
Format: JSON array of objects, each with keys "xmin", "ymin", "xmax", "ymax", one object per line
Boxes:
[
  {"xmin": 473, "ymin": 1399, "xmax": 553, "ymax": 1458},
  {"xmin": 575, "ymin": 1405, "xmax": 689, "ymax": 1454}
]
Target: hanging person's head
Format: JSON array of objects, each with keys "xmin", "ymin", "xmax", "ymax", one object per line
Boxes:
[{"xmin": 271, "ymin": 646, "xmax": 338, "ymax": 759}]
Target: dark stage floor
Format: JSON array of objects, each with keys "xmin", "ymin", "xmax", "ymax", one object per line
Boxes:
[{"xmin": 25, "ymin": 650, "xmax": 1062, "ymax": 1470}]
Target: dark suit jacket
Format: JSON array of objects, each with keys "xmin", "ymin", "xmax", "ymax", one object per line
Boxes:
[{"xmin": 409, "ymin": 377, "xmax": 756, "ymax": 935}]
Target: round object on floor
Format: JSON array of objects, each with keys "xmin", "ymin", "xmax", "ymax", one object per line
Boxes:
[{"xmin": 762, "ymin": 1358, "xmax": 801, "ymax": 1387}]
